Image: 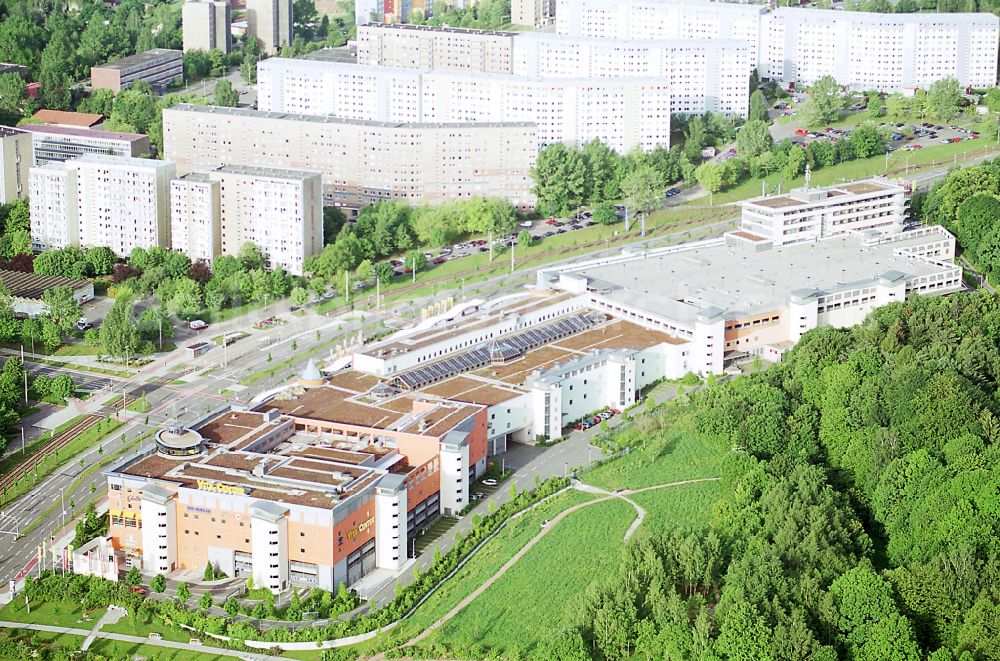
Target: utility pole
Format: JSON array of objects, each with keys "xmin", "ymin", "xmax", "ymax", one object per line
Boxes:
[
  {"xmin": 510, "ymin": 242, "xmax": 515, "ymax": 274},
  {"xmin": 488, "ymin": 230, "xmax": 494, "ymax": 262},
  {"xmin": 345, "ymin": 271, "xmax": 350, "ymax": 305}
]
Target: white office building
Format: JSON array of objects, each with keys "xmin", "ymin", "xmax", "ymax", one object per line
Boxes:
[
  {"xmin": 740, "ymin": 178, "xmax": 906, "ymax": 247},
  {"xmin": 29, "ymin": 155, "xmax": 175, "ymax": 256},
  {"xmin": 171, "ymin": 165, "xmax": 323, "ymax": 275},
  {"xmin": 257, "ymin": 59, "xmax": 671, "ymax": 152}
]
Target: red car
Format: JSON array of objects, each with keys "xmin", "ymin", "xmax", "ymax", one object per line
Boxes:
[
  {"xmin": 128, "ymin": 586, "xmax": 145, "ymax": 595},
  {"xmin": 545, "ymin": 218, "xmax": 558, "ymax": 225},
  {"xmin": 794, "ymin": 128, "xmax": 808, "ymax": 136},
  {"xmin": 912, "ymin": 144, "xmax": 923, "ymax": 149}
]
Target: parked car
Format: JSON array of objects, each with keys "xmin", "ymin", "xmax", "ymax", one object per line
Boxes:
[
  {"xmin": 519, "ymin": 220, "xmax": 533, "ymax": 228},
  {"xmin": 432, "ymin": 257, "xmax": 446, "ymax": 265},
  {"xmin": 795, "ymin": 128, "xmax": 808, "ymax": 136},
  {"xmin": 76, "ymin": 318, "xmax": 93, "ymax": 331},
  {"xmin": 189, "ymin": 320, "xmax": 208, "ymax": 331},
  {"xmin": 482, "ymin": 478, "xmax": 498, "ymax": 487}
]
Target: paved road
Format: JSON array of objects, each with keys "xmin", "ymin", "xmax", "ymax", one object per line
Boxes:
[
  {"xmin": 23, "ymin": 362, "xmax": 119, "ymax": 392},
  {"xmin": 0, "ymin": 620, "xmax": 283, "ymax": 659}
]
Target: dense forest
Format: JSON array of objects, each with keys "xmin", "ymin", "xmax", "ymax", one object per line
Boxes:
[{"xmin": 541, "ymin": 291, "xmax": 1000, "ymax": 660}]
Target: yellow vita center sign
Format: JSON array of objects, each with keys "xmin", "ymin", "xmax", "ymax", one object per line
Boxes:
[
  {"xmin": 346, "ymin": 517, "xmax": 375, "ymax": 540},
  {"xmin": 196, "ymin": 479, "xmax": 246, "ymax": 496}
]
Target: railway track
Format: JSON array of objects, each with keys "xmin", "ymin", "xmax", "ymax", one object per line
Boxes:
[{"xmin": 0, "ymin": 414, "xmax": 104, "ymax": 494}]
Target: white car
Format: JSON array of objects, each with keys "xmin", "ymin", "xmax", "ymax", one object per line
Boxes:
[
  {"xmin": 189, "ymin": 320, "xmax": 208, "ymax": 331},
  {"xmin": 482, "ymin": 478, "xmax": 498, "ymax": 487},
  {"xmin": 519, "ymin": 220, "xmax": 533, "ymax": 228}
]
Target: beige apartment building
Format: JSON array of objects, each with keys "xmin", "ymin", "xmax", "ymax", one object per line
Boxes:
[
  {"xmin": 29, "ymin": 155, "xmax": 175, "ymax": 256},
  {"xmin": 0, "ymin": 127, "xmax": 31, "ymax": 204},
  {"xmin": 171, "ymin": 165, "xmax": 322, "ymax": 275},
  {"xmin": 183, "ymin": 0, "xmax": 232, "ymax": 53},
  {"xmin": 91, "ymin": 49, "xmax": 184, "ymax": 92},
  {"xmin": 511, "ymin": 0, "xmax": 555, "ymax": 27},
  {"xmin": 247, "ymin": 0, "xmax": 292, "ymax": 54},
  {"xmin": 162, "ymin": 104, "xmax": 537, "ymax": 208},
  {"xmin": 356, "ymin": 23, "xmax": 515, "ymax": 73}
]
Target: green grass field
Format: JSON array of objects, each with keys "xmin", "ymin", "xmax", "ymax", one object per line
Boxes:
[
  {"xmin": 630, "ymin": 480, "xmax": 722, "ymax": 534},
  {"xmin": 0, "ymin": 597, "xmax": 93, "ymax": 627},
  {"xmin": 582, "ymin": 411, "xmax": 729, "ymax": 491},
  {"xmin": 0, "ymin": 628, "xmax": 85, "ymax": 658},
  {"xmin": 85, "ymin": 639, "xmax": 238, "ymax": 660},
  {"xmin": 102, "ymin": 613, "xmax": 194, "ymax": 643},
  {"xmin": 425, "ymin": 498, "xmax": 634, "ymax": 656}
]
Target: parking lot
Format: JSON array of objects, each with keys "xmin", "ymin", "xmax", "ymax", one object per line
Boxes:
[{"xmin": 792, "ymin": 121, "xmax": 981, "ymax": 152}]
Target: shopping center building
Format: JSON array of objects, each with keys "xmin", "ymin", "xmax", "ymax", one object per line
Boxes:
[{"xmin": 104, "ymin": 177, "xmax": 963, "ymax": 594}]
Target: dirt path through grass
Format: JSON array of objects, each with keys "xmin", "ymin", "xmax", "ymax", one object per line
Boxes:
[{"xmin": 401, "ymin": 477, "xmax": 720, "ymax": 651}]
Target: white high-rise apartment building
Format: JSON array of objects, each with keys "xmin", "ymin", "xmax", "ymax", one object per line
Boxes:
[
  {"xmin": 513, "ymin": 33, "xmax": 750, "ymax": 116},
  {"xmin": 556, "ymin": 0, "xmax": 765, "ymax": 74},
  {"xmin": 171, "ymin": 165, "xmax": 323, "ymax": 275},
  {"xmin": 354, "ymin": 23, "xmax": 748, "ymax": 116},
  {"xmin": 0, "ymin": 127, "xmax": 31, "ymax": 204},
  {"xmin": 511, "ymin": 0, "xmax": 555, "ymax": 28},
  {"xmin": 170, "ymin": 173, "xmax": 221, "ymax": 263},
  {"xmin": 356, "ymin": 23, "xmax": 515, "ymax": 73},
  {"xmin": 247, "ymin": 0, "xmax": 292, "ymax": 54},
  {"xmin": 420, "ymin": 72, "xmax": 670, "ymax": 153},
  {"xmin": 163, "ymin": 104, "xmax": 538, "ymax": 208},
  {"xmin": 555, "ymin": 0, "xmax": 998, "ymax": 92},
  {"xmin": 29, "ymin": 155, "xmax": 175, "ymax": 256},
  {"xmin": 257, "ymin": 59, "xmax": 423, "ymax": 118},
  {"xmin": 183, "ymin": 0, "xmax": 232, "ymax": 53},
  {"xmin": 257, "ymin": 59, "xmax": 671, "ymax": 152},
  {"xmin": 29, "ymin": 162, "xmax": 79, "ymax": 251},
  {"xmin": 762, "ymin": 8, "xmax": 999, "ymax": 90}
]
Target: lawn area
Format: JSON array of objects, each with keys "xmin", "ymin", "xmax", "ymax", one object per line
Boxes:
[
  {"xmin": 125, "ymin": 394, "xmax": 151, "ymax": 413},
  {"xmin": 581, "ymin": 409, "xmax": 729, "ymax": 491},
  {"xmin": 631, "ymin": 480, "xmax": 723, "ymax": 534},
  {"xmin": 85, "ymin": 639, "xmax": 239, "ymax": 660},
  {"xmin": 0, "ymin": 596, "xmax": 94, "ymax": 627},
  {"xmin": 51, "ymin": 343, "xmax": 102, "ymax": 357},
  {"xmin": 425, "ymin": 498, "xmax": 634, "ymax": 656},
  {"xmin": 103, "ymin": 613, "xmax": 195, "ymax": 643},
  {"xmin": 339, "ymin": 488, "xmax": 598, "ymax": 654},
  {"xmin": 0, "ymin": 628, "xmax": 85, "ymax": 657}
]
